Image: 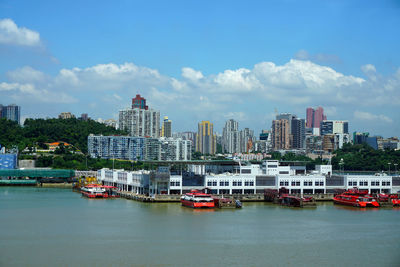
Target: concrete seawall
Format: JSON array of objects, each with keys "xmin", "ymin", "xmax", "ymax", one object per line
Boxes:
[{"xmin": 117, "ymin": 191, "xmax": 335, "ymax": 203}]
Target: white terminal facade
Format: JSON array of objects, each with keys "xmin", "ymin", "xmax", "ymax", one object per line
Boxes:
[{"xmin": 98, "ymin": 160, "xmax": 400, "ymax": 195}]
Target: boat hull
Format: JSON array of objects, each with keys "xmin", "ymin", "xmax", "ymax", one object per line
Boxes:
[
  {"xmin": 181, "ymin": 199, "xmax": 214, "ymax": 208},
  {"xmin": 333, "ymin": 197, "xmax": 379, "ymax": 207}
]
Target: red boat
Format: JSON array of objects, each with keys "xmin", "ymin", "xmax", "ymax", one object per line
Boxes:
[
  {"xmin": 81, "ymin": 184, "xmax": 117, "ymax": 198},
  {"xmin": 181, "ymin": 190, "xmax": 215, "ymax": 208},
  {"xmin": 333, "ymin": 188, "xmax": 379, "ymax": 207},
  {"xmin": 378, "ymin": 193, "xmax": 400, "ymax": 206}
]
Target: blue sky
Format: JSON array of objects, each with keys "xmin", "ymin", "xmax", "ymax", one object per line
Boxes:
[{"xmin": 1, "ymin": 0, "xmax": 400, "ymax": 137}]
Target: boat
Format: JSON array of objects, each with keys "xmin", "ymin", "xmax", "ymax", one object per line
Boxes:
[
  {"xmin": 181, "ymin": 190, "xmax": 215, "ymax": 208},
  {"xmin": 212, "ymin": 197, "xmax": 242, "ymax": 208},
  {"xmin": 81, "ymin": 184, "xmax": 118, "ymax": 198},
  {"xmin": 333, "ymin": 188, "xmax": 379, "ymax": 207},
  {"xmin": 377, "ymin": 193, "xmax": 400, "ymax": 207},
  {"xmin": 279, "ymin": 194, "xmax": 316, "ymax": 207}
]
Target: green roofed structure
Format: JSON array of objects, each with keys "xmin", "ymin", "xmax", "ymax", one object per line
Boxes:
[{"xmin": 0, "ymin": 169, "xmax": 75, "ymax": 178}]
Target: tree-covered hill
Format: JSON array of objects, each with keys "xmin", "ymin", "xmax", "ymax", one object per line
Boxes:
[
  {"xmin": 0, "ymin": 118, "xmax": 126, "ymax": 153},
  {"xmin": 331, "ymin": 143, "xmax": 400, "ymax": 172}
]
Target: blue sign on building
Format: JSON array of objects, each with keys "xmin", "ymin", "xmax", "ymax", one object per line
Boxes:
[{"xmin": 0, "ymin": 154, "xmax": 17, "ymax": 169}]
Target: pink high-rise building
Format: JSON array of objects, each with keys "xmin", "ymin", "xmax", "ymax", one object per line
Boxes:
[{"xmin": 306, "ymin": 107, "xmax": 326, "ymax": 128}]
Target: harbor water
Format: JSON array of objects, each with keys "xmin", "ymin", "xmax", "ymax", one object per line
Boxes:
[{"xmin": 1, "ymin": 187, "xmax": 399, "ymax": 267}]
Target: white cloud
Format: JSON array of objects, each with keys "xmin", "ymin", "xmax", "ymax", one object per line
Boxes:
[
  {"xmin": 1, "ymin": 59, "xmax": 399, "ymax": 134},
  {"xmin": 7, "ymin": 66, "xmax": 47, "ymax": 83},
  {"xmin": 354, "ymin": 111, "xmax": 393, "ymax": 123},
  {"xmin": 0, "ymin": 18, "xmax": 41, "ymax": 46},
  {"xmin": 181, "ymin": 67, "xmax": 203, "ymax": 81},
  {"xmin": 0, "ymin": 82, "xmax": 77, "ymax": 104}
]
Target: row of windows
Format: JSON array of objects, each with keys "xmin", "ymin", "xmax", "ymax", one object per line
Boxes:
[
  {"xmin": 206, "ymin": 181, "xmax": 255, "ymax": 187},
  {"xmin": 170, "ymin": 181, "xmax": 181, "ymax": 186},
  {"xmin": 348, "ymin": 181, "xmax": 391, "ymax": 186},
  {"xmin": 280, "ymin": 181, "xmax": 321, "ymax": 186}
]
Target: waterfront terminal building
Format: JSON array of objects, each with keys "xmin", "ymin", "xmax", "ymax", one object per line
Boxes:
[{"xmin": 97, "ymin": 160, "xmax": 400, "ymax": 196}]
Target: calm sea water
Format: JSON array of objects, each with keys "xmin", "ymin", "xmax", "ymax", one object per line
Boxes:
[{"xmin": 0, "ymin": 187, "xmax": 399, "ymax": 267}]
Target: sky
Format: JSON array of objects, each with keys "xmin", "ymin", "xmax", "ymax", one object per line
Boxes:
[{"xmin": 1, "ymin": 0, "xmax": 400, "ymax": 137}]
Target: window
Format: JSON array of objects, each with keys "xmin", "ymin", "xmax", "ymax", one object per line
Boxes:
[
  {"xmin": 319, "ymin": 181, "xmax": 324, "ymax": 186},
  {"xmin": 304, "ymin": 181, "xmax": 312, "ymax": 186},
  {"xmin": 279, "ymin": 171, "xmax": 289, "ymax": 174},
  {"xmin": 212, "ymin": 181, "xmax": 217, "ymax": 186},
  {"xmin": 382, "ymin": 181, "xmax": 391, "ymax": 186},
  {"xmin": 238, "ymin": 181, "xmax": 242, "ymax": 186},
  {"xmin": 284, "ymin": 181, "xmax": 289, "ymax": 186},
  {"xmin": 170, "ymin": 181, "xmax": 175, "ymax": 186},
  {"xmin": 225, "ymin": 181, "xmax": 229, "ymax": 186},
  {"xmin": 315, "ymin": 181, "xmax": 319, "ymax": 186},
  {"xmin": 280, "ymin": 181, "xmax": 284, "ymax": 186},
  {"xmin": 296, "ymin": 181, "xmax": 300, "ymax": 186},
  {"xmin": 220, "ymin": 181, "xmax": 224, "ymax": 186},
  {"xmin": 207, "ymin": 181, "xmax": 212, "ymax": 186},
  {"xmin": 233, "ymin": 181, "xmax": 238, "ymax": 186},
  {"xmin": 249, "ymin": 181, "xmax": 254, "ymax": 186},
  {"xmin": 176, "ymin": 181, "xmax": 180, "ymax": 186},
  {"xmin": 245, "ymin": 181, "xmax": 249, "ymax": 186},
  {"xmin": 291, "ymin": 181, "xmax": 296, "ymax": 186}
]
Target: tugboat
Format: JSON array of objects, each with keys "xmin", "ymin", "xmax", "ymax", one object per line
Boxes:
[
  {"xmin": 333, "ymin": 188, "xmax": 379, "ymax": 207},
  {"xmin": 181, "ymin": 190, "xmax": 215, "ymax": 208}
]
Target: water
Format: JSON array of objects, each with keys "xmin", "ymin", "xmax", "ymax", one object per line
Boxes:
[{"xmin": 1, "ymin": 187, "xmax": 399, "ymax": 267}]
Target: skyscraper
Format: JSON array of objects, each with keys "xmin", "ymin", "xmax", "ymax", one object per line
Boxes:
[
  {"xmin": 240, "ymin": 128, "xmax": 254, "ymax": 153},
  {"xmin": 196, "ymin": 121, "xmax": 216, "ymax": 155},
  {"xmin": 272, "ymin": 119, "xmax": 290, "ymax": 150},
  {"xmin": 119, "ymin": 96, "xmax": 160, "ymax": 138},
  {"xmin": 161, "ymin": 116, "xmax": 172, "ymax": 138},
  {"xmin": 306, "ymin": 107, "xmax": 326, "ymax": 129},
  {"xmin": 1, "ymin": 104, "xmax": 21, "ymax": 124},
  {"xmin": 291, "ymin": 118, "xmax": 305, "ymax": 149},
  {"xmin": 222, "ymin": 119, "xmax": 240, "ymax": 153},
  {"xmin": 306, "ymin": 108, "xmax": 314, "ymax": 128},
  {"xmin": 314, "ymin": 107, "xmax": 326, "ymax": 129}
]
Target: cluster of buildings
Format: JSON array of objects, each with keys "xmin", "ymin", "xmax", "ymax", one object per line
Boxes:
[
  {"xmin": 89, "ymin": 95, "xmax": 191, "ymax": 161},
  {"xmin": 0, "ymin": 104, "xmax": 20, "ymax": 124},
  {"xmin": 97, "ymin": 160, "xmax": 400, "ymax": 196}
]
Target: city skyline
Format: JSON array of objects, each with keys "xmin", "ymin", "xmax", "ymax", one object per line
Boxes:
[{"xmin": 1, "ymin": 1, "xmax": 399, "ymax": 137}]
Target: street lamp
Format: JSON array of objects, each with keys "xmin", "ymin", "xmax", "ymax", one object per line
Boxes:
[
  {"xmin": 394, "ymin": 163, "xmax": 398, "ymax": 175},
  {"xmin": 339, "ymin": 158, "xmax": 344, "ymax": 175},
  {"xmin": 388, "ymin": 162, "xmax": 391, "ymax": 175}
]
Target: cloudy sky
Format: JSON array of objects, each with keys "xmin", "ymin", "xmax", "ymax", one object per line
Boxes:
[{"xmin": 1, "ymin": 0, "xmax": 399, "ymax": 137}]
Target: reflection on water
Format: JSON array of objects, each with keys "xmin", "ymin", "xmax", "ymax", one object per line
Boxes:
[{"xmin": 0, "ymin": 187, "xmax": 399, "ymax": 267}]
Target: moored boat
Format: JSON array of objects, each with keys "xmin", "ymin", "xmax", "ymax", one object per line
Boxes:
[
  {"xmin": 81, "ymin": 184, "xmax": 117, "ymax": 198},
  {"xmin": 333, "ymin": 188, "xmax": 379, "ymax": 207},
  {"xmin": 181, "ymin": 190, "xmax": 215, "ymax": 208},
  {"xmin": 279, "ymin": 194, "xmax": 316, "ymax": 208}
]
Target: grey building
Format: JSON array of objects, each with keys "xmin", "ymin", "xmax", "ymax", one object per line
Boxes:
[
  {"xmin": 119, "ymin": 108, "xmax": 160, "ymax": 138},
  {"xmin": 222, "ymin": 119, "xmax": 240, "ymax": 153},
  {"xmin": 1, "ymin": 104, "xmax": 21, "ymax": 124},
  {"xmin": 291, "ymin": 118, "xmax": 305, "ymax": 149}
]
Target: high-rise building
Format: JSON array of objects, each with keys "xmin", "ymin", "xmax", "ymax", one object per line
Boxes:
[
  {"xmin": 196, "ymin": 121, "xmax": 216, "ymax": 155},
  {"xmin": 222, "ymin": 119, "xmax": 240, "ymax": 153},
  {"xmin": 161, "ymin": 116, "xmax": 172, "ymax": 138},
  {"xmin": 320, "ymin": 120, "xmax": 349, "ymax": 135},
  {"xmin": 313, "ymin": 107, "xmax": 326, "ymax": 129},
  {"xmin": 291, "ymin": 118, "xmax": 305, "ymax": 149},
  {"xmin": 240, "ymin": 128, "xmax": 254, "ymax": 153},
  {"xmin": 272, "ymin": 119, "xmax": 290, "ymax": 150},
  {"xmin": 1, "ymin": 104, "xmax": 21, "ymax": 124},
  {"xmin": 159, "ymin": 137, "xmax": 192, "ymax": 161},
  {"xmin": 119, "ymin": 96, "xmax": 160, "ymax": 138},
  {"xmin": 306, "ymin": 108, "xmax": 314, "ymax": 128},
  {"xmin": 132, "ymin": 94, "xmax": 148, "ymax": 110},
  {"xmin": 306, "ymin": 107, "xmax": 326, "ymax": 129}
]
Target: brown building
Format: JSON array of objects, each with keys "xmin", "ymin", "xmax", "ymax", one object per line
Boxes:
[
  {"xmin": 322, "ymin": 134, "xmax": 335, "ymax": 152},
  {"xmin": 272, "ymin": 119, "xmax": 290, "ymax": 150}
]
